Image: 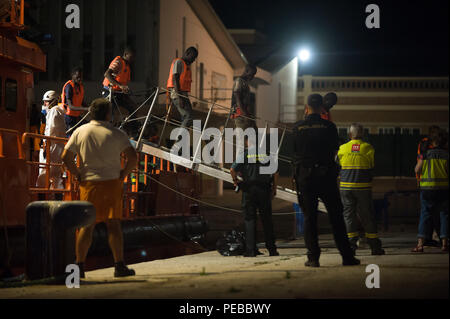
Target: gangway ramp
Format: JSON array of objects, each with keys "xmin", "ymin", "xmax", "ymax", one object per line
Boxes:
[
  {"xmin": 122, "ymin": 86, "xmax": 326, "ymax": 212},
  {"xmin": 135, "ymin": 140, "xmax": 327, "ymax": 212}
]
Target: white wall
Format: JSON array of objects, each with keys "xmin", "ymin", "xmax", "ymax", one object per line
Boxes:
[
  {"xmin": 256, "ymin": 57, "xmax": 298, "ymax": 127},
  {"xmin": 159, "ymin": 0, "xmax": 235, "ymax": 114}
]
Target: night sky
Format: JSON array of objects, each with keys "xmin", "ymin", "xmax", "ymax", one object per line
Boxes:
[{"xmin": 209, "ymin": 0, "xmax": 449, "ymax": 76}]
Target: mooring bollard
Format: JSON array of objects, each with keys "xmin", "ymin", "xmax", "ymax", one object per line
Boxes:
[{"xmin": 25, "ymin": 201, "xmax": 95, "ymax": 281}]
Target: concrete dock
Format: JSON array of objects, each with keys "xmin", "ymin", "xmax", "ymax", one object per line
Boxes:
[{"xmin": 0, "ymin": 231, "xmax": 447, "ymax": 299}]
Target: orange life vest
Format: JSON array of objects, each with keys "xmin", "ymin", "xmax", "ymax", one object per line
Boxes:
[
  {"xmin": 102, "ymin": 56, "xmax": 131, "ymax": 91},
  {"xmin": 61, "ymin": 80, "xmax": 84, "ymax": 117},
  {"xmin": 320, "ymin": 108, "xmax": 332, "ymax": 121},
  {"xmin": 167, "ymin": 58, "xmax": 192, "ymax": 92}
]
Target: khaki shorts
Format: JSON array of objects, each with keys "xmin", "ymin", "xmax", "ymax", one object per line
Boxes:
[{"xmin": 79, "ymin": 179, "xmax": 124, "ymax": 222}]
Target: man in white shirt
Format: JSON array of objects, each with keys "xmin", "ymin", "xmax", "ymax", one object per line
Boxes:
[
  {"xmin": 62, "ymin": 98, "xmax": 137, "ymax": 278},
  {"xmin": 36, "ymin": 93, "xmax": 65, "ymax": 198}
]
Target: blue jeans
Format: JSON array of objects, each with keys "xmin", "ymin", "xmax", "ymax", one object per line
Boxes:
[{"xmin": 418, "ymin": 190, "xmax": 448, "ymax": 239}]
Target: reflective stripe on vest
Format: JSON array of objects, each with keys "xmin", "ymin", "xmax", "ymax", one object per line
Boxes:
[
  {"xmin": 338, "ymin": 140, "xmax": 374, "ymax": 190},
  {"xmin": 102, "ymin": 56, "xmax": 131, "ymax": 91},
  {"xmin": 167, "ymin": 58, "xmax": 192, "ymax": 92},
  {"xmin": 419, "ymin": 149, "xmax": 449, "ymax": 189},
  {"xmin": 61, "ymin": 80, "xmax": 84, "ymax": 117}
]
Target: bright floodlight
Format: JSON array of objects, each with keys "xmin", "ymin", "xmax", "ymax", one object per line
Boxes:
[{"xmin": 298, "ymin": 49, "xmax": 310, "ymax": 62}]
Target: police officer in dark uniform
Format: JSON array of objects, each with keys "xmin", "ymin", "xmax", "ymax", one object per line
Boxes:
[
  {"xmin": 293, "ymin": 94, "xmax": 360, "ymax": 267},
  {"xmin": 230, "ymin": 137, "xmax": 279, "ymax": 257}
]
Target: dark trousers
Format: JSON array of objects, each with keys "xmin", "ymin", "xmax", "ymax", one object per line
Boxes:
[
  {"xmin": 170, "ymin": 90, "xmax": 193, "ymax": 128},
  {"xmin": 341, "ymin": 190, "xmax": 378, "ymax": 237},
  {"xmin": 242, "ymin": 185, "xmax": 277, "ymax": 252},
  {"xmin": 102, "ymin": 89, "xmax": 139, "ymax": 137},
  {"xmin": 296, "ymin": 172, "xmax": 354, "ymax": 261},
  {"xmin": 64, "ymin": 114, "xmax": 81, "ymax": 137}
]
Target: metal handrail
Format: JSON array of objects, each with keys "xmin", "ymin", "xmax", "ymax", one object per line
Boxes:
[
  {"xmin": 134, "ymin": 87, "xmax": 296, "ymax": 170},
  {"xmin": 22, "ymin": 132, "xmax": 70, "ymax": 196}
]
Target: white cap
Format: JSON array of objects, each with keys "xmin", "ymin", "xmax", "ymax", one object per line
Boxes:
[{"xmin": 43, "ymin": 90, "xmax": 57, "ymax": 101}]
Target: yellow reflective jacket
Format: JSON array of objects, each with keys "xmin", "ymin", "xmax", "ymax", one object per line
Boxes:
[
  {"xmin": 337, "ymin": 139, "xmax": 374, "ymax": 190},
  {"xmin": 419, "ymin": 148, "xmax": 448, "ymax": 190}
]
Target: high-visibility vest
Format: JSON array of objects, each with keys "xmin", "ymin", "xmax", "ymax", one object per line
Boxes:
[
  {"xmin": 167, "ymin": 58, "xmax": 192, "ymax": 92},
  {"xmin": 338, "ymin": 139, "xmax": 374, "ymax": 190},
  {"xmin": 102, "ymin": 56, "xmax": 131, "ymax": 91},
  {"xmin": 419, "ymin": 148, "xmax": 449, "ymax": 189},
  {"xmin": 61, "ymin": 80, "xmax": 84, "ymax": 117}
]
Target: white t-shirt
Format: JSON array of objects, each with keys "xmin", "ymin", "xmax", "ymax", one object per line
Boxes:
[{"xmin": 64, "ymin": 120, "xmax": 133, "ymax": 181}]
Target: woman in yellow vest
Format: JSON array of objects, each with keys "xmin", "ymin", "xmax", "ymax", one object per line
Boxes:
[{"xmin": 412, "ymin": 129, "xmax": 448, "ymax": 252}]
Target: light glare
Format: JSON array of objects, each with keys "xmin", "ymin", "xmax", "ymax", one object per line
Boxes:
[{"xmin": 299, "ymin": 49, "xmax": 310, "ymax": 62}]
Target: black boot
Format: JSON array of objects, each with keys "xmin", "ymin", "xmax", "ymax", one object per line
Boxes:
[
  {"xmin": 342, "ymin": 256, "xmax": 360, "ymax": 266},
  {"xmin": 243, "ymin": 251, "xmax": 257, "ymax": 257},
  {"xmin": 254, "ymin": 247, "xmax": 264, "ymax": 255},
  {"xmin": 349, "ymin": 237, "xmax": 358, "ymax": 255},
  {"xmin": 269, "ymin": 249, "xmax": 280, "ymax": 256},
  {"xmin": 305, "ymin": 259, "xmax": 320, "ymax": 267},
  {"xmin": 114, "ymin": 262, "xmax": 135, "ymax": 277},
  {"xmin": 368, "ymin": 238, "xmax": 385, "ymax": 255}
]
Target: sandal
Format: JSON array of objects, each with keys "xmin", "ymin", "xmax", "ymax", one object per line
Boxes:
[
  {"xmin": 442, "ymin": 245, "xmax": 449, "ymax": 253},
  {"xmin": 411, "ymin": 245, "xmax": 424, "ymax": 253}
]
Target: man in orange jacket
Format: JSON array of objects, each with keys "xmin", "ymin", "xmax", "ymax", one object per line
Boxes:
[
  {"xmin": 102, "ymin": 47, "xmax": 138, "ymax": 137},
  {"xmin": 62, "ymin": 67, "xmax": 89, "ymax": 136},
  {"xmin": 167, "ymin": 47, "xmax": 198, "ymax": 128}
]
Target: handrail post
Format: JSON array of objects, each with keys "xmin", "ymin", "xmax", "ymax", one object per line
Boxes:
[
  {"xmin": 214, "ymin": 107, "xmax": 233, "ymax": 163},
  {"xmin": 158, "ymin": 97, "xmax": 173, "ymax": 146},
  {"xmin": 191, "ymin": 102, "xmax": 214, "ymax": 168},
  {"xmin": 45, "ymin": 139, "xmax": 50, "ymax": 191},
  {"xmin": 259, "ymin": 121, "xmax": 268, "ymax": 149},
  {"xmin": 136, "ymin": 87, "xmax": 159, "ymax": 151},
  {"xmin": 275, "ymin": 127, "xmax": 286, "ymax": 158}
]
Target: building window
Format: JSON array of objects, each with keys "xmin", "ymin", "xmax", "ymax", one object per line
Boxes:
[
  {"xmin": 5, "ymin": 78, "xmax": 17, "ymax": 112},
  {"xmin": 401, "ymin": 128, "xmax": 411, "ymax": 135},
  {"xmin": 379, "ymin": 127, "xmax": 395, "ymax": 135}
]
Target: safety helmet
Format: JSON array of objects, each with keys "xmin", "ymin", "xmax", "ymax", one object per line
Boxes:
[{"xmin": 43, "ymin": 90, "xmax": 58, "ymax": 102}]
